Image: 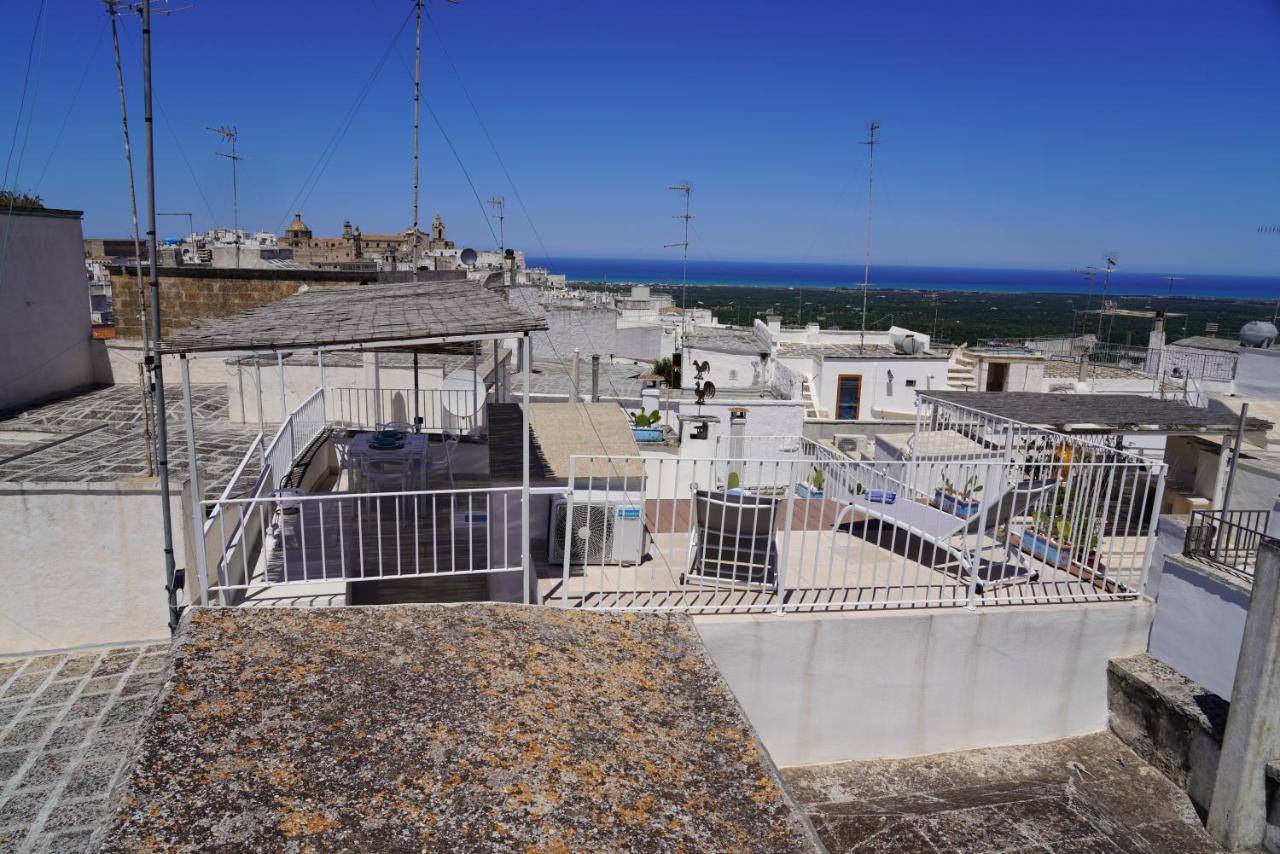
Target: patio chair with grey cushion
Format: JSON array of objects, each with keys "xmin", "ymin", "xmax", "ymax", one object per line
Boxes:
[{"xmin": 684, "ymin": 489, "xmax": 782, "ymax": 589}]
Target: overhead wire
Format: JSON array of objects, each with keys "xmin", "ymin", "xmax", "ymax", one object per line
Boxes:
[
  {"xmin": 33, "ymin": 17, "xmax": 110, "ymax": 193},
  {"xmin": 0, "ymin": 0, "xmax": 51, "ymax": 293},
  {"xmin": 110, "ymin": 19, "xmax": 219, "ymax": 228},
  {"xmin": 424, "ymin": 6, "xmax": 556, "ymax": 264},
  {"xmin": 369, "ymin": 0, "xmax": 499, "ymax": 249},
  {"xmin": 272, "ymin": 2, "xmax": 416, "ymax": 233}
]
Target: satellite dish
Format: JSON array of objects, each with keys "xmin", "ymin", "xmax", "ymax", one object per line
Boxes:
[
  {"xmin": 441, "ymin": 369, "xmax": 484, "ymax": 418},
  {"xmin": 460, "ymin": 247, "xmax": 478, "ymax": 267}
]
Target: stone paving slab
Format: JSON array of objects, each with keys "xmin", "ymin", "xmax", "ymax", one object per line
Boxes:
[
  {"xmin": 0, "ymin": 385, "xmax": 259, "ymax": 496},
  {"xmin": 97, "ymin": 605, "xmax": 819, "ymax": 851},
  {"xmin": 0, "ymin": 643, "xmax": 168, "ymax": 853},
  {"xmin": 781, "ymin": 732, "xmax": 1222, "ymax": 852}
]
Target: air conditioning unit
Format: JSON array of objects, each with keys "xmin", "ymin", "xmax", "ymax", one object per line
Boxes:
[
  {"xmin": 832, "ymin": 433, "xmax": 870, "ymax": 458},
  {"xmin": 547, "ymin": 492, "xmax": 645, "ymax": 566}
]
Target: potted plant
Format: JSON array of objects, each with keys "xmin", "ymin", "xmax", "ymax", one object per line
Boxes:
[
  {"xmin": 934, "ymin": 474, "xmax": 983, "ymax": 517},
  {"xmin": 629, "ymin": 409, "xmax": 663, "ymax": 442},
  {"xmin": 796, "ymin": 465, "xmax": 825, "ymax": 499},
  {"xmin": 1015, "ymin": 482, "xmax": 1100, "ymax": 570}
]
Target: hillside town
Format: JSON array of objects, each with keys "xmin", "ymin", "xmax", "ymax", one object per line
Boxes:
[{"xmin": 2, "ymin": 1, "xmax": 1280, "ymax": 851}]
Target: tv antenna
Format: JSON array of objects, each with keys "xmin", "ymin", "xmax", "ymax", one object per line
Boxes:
[
  {"xmin": 207, "ymin": 125, "xmax": 242, "ymax": 265},
  {"xmin": 487, "ymin": 196, "xmax": 505, "ymax": 251},
  {"xmin": 665, "ymin": 182, "xmax": 693, "ymax": 332},
  {"xmin": 1163, "ymin": 274, "xmax": 1183, "ymax": 305},
  {"xmin": 1098, "ymin": 255, "xmax": 1119, "ymax": 340},
  {"xmin": 859, "ymin": 121, "xmax": 880, "ymax": 352}
]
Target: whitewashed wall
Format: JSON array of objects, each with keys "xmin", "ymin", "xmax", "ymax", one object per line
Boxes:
[
  {"xmin": 0, "ymin": 481, "xmax": 179, "ymax": 654},
  {"xmin": 0, "ymin": 211, "xmax": 94, "ymax": 410},
  {"xmin": 697, "ymin": 600, "xmax": 1153, "ymax": 765}
]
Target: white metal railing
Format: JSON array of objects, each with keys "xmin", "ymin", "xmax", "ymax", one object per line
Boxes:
[
  {"xmin": 262, "ymin": 388, "xmax": 325, "ymax": 493},
  {"xmin": 546, "ymin": 446, "xmax": 1164, "ymax": 614},
  {"xmin": 200, "ymin": 485, "xmax": 524, "ymax": 598},
  {"xmin": 1036, "ymin": 338, "xmax": 1236, "ymax": 382},
  {"xmin": 327, "ymin": 386, "xmax": 488, "ymax": 434}
]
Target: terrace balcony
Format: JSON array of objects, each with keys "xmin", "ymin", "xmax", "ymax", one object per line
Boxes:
[{"xmin": 192, "ymin": 387, "xmax": 1166, "ymax": 616}]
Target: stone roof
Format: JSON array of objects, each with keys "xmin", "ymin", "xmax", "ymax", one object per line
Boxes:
[
  {"xmin": 1171, "ymin": 335, "xmax": 1254, "ymax": 353},
  {"xmin": 685, "ymin": 328, "xmax": 768, "ymax": 356},
  {"xmin": 777, "ymin": 342, "xmax": 940, "ymax": 359},
  {"xmin": 158, "ymin": 279, "xmax": 547, "ymax": 355},
  {"xmin": 0, "ymin": 642, "xmax": 168, "ymax": 851},
  {"xmin": 96, "ymin": 606, "xmax": 818, "ymax": 851},
  {"xmin": 921, "ymin": 391, "xmax": 1273, "ymax": 433},
  {"xmin": 0, "ymin": 385, "xmax": 259, "ymax": 496}
]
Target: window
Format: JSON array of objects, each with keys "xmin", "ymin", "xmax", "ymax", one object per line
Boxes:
[
  {"xmin": 905, "ymin": 379, "xmax": 917, "ymax": 388},
  {"xmin": 836, "ymin": 374, "xmax": 862, "ymax": 420}
]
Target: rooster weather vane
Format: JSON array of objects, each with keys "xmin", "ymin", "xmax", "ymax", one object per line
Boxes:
[{"xmin": 691, "ymin": 360, "xmax": 716, "ymax": 406}]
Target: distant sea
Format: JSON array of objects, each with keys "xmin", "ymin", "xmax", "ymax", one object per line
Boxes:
[{"xmin": 527, "ymin": 257, "xmax": 1280, "ymax": 302}]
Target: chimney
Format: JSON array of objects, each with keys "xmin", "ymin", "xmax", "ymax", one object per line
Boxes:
[
  {"xmin": 591, "ymin": 354, "xmax": 600, "ymax": 402},
  {"xmin": 805, "ymin": 323, "xmax": 820, "ymax": 344},
  {"xmin": 1149, "ymin": 311, "xmax": 1166, "ymax": 352},
  {"xmin": 766, "ymin": 315, "xmax": 782, "ymax": 336}
]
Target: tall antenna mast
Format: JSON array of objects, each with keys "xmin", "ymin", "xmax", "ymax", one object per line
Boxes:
[
  {"xmin": 1099, "ymin": 255, "xmax": 1118, "ymax": 339},
  {"xmin": 410, "ymin": 0, "xmax": 423, "ymax": 273},
  {"xmin": 207, "ymin": 125, "xmax": 241, "ymax": 266},
  {"xmin": 105, "ymin": 0, "xmax": 155, "ymax": 475},
  {"xmin": 141, "ymin": 0, "xmax": 181, "ymax": 633},
  {"xmin": 487, "ymin": 196, "xmax": 505, "ymax": 251},
  {"xmin": 665, "ymin": 183, "xmax": 693, "ymax": 332},
  {"xmin": 860, "ymin": 121, "xmax": 879, "ymax": 352}
]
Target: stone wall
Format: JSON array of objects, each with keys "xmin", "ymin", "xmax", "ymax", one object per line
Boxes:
[{"xmin": 109, "ymin": 267, "xmax": 456, "ymax": 338}]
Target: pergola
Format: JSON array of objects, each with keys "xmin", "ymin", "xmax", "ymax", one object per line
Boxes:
[{"xmin": 154, "ymin": 278, "xmax": 548, "ymax": 611}]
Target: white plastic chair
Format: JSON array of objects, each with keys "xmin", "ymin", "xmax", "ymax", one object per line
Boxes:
[{"xmin": 427, "ymin": 431, "xmax": 459, "ymax": 488}]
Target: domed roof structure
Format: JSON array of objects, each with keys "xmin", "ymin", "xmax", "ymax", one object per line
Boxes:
[{"xmin": 286, "ymin": 213, "xmax": 311, "ymax": 236}]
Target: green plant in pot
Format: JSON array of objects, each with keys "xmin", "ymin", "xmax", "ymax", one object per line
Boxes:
[
  {"xmin": 629, "ymin": 410, "xmax": 661, "ymax": 428},
  {"xmin": 936, "ymin": 474, "xmax": 983, "ymax": 517}
]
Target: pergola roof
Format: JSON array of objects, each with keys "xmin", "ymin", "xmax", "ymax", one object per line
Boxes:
[{"xmin": 157, "ymin": 279, "xmax": 547, "ymax": 356}]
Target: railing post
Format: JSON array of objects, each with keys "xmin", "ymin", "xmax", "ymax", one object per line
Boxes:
[
  {"xmin": 254, "ymin": 358, "xmax": 265, "ymax": 458},
  {"xmin": 180, "ymin": 356, "xmax": 210, "ymax": 606},
  {"xmin": 277, "ymin": 351, "xmax": 287, "ymax": 426},
  {"xmin": 775, "ymin": 460, "xmax": 796, "ymax": 615},
  {"xmin": 1140, "ymin": 464, "xmax": 1167, "ymax": 592}
]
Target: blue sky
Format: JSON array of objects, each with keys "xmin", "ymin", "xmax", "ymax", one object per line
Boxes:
[{"xmin": 3, "ymin": 0, "xmax": 1279, "ymax": 273}]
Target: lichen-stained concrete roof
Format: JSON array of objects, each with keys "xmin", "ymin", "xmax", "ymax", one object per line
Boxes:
[
  {"xmin": 96, "ymin": 605, "xmax": 819, "ymax": 852},
  {"xmin": 158, "ymin": 279, "xmax": 548, "ymax": 355}
]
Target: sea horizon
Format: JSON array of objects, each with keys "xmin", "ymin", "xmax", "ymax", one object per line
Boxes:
[{"xmin": 528, "ymin": 257, "xmax": 1280, "ymax": 302}]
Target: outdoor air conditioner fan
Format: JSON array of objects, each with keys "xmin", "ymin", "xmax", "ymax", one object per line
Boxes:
[{"xmin": 547, "ymin": 495, "xmax": 645, "ymax": 565}]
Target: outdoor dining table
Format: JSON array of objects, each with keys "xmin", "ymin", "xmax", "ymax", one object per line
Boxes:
[{"xmin": 347, "ymin": 431, "xmax": 431, "ymax": 490}]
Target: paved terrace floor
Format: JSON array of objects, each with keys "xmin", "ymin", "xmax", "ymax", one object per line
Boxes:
[
  {"xmin": 781, "ymin": 732, "xmax": 1220, "ymax": 852},
  {"xmin": 0, "ymin": 384, "xmax": 260, "ymax": 499},
  {"xmin": 539, "ymin": 508, "xmax": 1149, "ymax": 612},
  {"xmin": 0, "ymin": 643, "xmax": 168, "ymax": 852}
]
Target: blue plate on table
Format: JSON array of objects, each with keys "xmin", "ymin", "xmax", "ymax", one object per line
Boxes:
[
  {"xmin": 370, "ymin": 438, "xmax": 404, "ymax": 450},
  {"xmin": 377, "ymin": 429, "xmax": 402, "ymax": 441}
]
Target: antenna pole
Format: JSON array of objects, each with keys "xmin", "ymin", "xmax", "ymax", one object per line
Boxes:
[
  {"xmin": 106, "ymin": 0, "xmax": 155, "ymax": 476},
  {"xmin": 487, "ymin": 196, "xmax": 505, "ymax": 251},
  {"xmin": 410, "ymin": 0, "xmax": 423, "ymax": 273},
  {"xmin": 665, "ymin": 183, "xmax": 693, "ymax": 334},
  {"xmin": 207, "ymin": 125, "xmax": 242, "ymax": 267},
  {"xmin": 860, "ymin": 121, "xmax": 879, "ymax": 352},
  {"xmin": 142, "ymin": 0, "xmax": 181, "ymax": 633}
]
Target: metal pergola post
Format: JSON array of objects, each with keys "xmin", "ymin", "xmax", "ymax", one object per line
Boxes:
[
  {"xmin": 522, "ymin": 333, "xmax": 532, "ymax": 604},
  {"xmin": 276, "ymin": 352, "xmax": 287, "ymax": 423},
  {"xmin": 373, "ymin": 351, "xmax": 382, "ymax": 426}
]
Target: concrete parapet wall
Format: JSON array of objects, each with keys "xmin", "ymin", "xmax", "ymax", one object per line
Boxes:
[
  {"xmin": 0, "ymin": 480, "xmax": 179, "ymax": 654},
  {"xmin": 695, "ymin": 600, "xmax": 1152, "ymax": 766},
  {"xmin": 1147, "ymin": 553, "xmax": 1250, "ymax": 699}
]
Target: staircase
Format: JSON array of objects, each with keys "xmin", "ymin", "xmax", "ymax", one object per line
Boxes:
[
  {"xmin": 800, "ymin": 377, "xmax": 822, "ymax": 418},
  {"xmin": 947, "ymin": 346, "xmax": 979, "ymax": 390}
]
